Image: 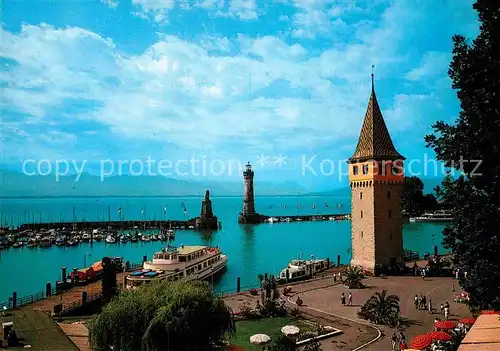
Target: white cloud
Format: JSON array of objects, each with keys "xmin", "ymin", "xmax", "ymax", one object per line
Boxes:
[
  {"xmin": 406, "ymin": 51, "xmax": 451, "ymax": 81},
  {"xmin": 101, "ymin": 0, "xmax": 119, "ymax": 9},
  {"xmin": 131, "ymin": 0, "xmax": 176, "ymax": 23},
  {"xmin": 1, "ymin": 0, "xmax": 473, "ymax": 163}
]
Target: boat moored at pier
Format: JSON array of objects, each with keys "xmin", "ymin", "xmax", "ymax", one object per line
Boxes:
[
  {"xmin": 409, "ymin": 210, "xmax": 452, "ymax": 223},
  {"xmin": 125, "ymin": 244, "xmax": 227, "ymax": 289},
  {"xmin": 278, "ymin": 254, "xmax": 330, "ymax": 282}
]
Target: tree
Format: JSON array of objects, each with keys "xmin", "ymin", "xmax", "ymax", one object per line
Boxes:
[
  {"xmin": 256, "ymin": 273, "xmax": 286, "ymax": 317},
  {"xmin": 341, "ymin": 266, "xmax": 364, "ymax": 289},
  {"xmin": 357, "ymin": 290, "xmax": 400, "ymax": 327},
  {"xmin": 424, "ymin": 0, "xmax": 500, "ymax": 311},
  {"xmin": 89, "ymin": 280, "xmax": 235, "ymax": 351},
  {"xmin": 401, "ymin": 176, "xmax": 439, "ymax": 216}
]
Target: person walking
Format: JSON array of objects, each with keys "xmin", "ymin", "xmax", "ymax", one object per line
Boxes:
[
  {"xmin": 428, "ymin": 299, "xmax": 433, "ymax": 314},
  {"xmin": 414, "ymin": 295, "xmax": 419, "ymax": 310},
  {"xmin": 455, "ymin": 268, "xmax": 460, "ymax": 280},
  {"xmin": 464, "ymin": 271, "xmax": 468, "ymax": 279},
  {"xmin": 391, "ymin": 333, "xmax": 398, "ymax": 350},
  {"xmin": 348, "ymin": 293, "xmax": 353, "ymax": 306},
  {"xmin": 440, "ymin": 303, "xmax": 444, "ymax": 315},
  {"xmin": 421, "ymin": 295, "xmax": 427, "ymax": 310},
  {"xmin": 444, "ymin": 306, "xmax": 449, "ymax": 320},
  {"xmin": 340, "ymin": 292, "xmax": 346, "ymax": 306}
]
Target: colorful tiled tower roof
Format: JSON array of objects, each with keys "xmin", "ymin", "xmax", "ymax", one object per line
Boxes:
[{"xmin": 349, "ymin": 73, "xmax": 404, "ymax": 163}]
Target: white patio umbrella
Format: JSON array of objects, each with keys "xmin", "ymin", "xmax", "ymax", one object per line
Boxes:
[
  {"xmin": 250, "ymin": 334, "xmax": 271, "ymax": 350},
  {"xmin": 281, "ymin": 325, "xmax": 300, "ymax": 336}
]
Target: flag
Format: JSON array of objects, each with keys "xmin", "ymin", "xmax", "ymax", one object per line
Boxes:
[
  {"xmin": 163, "ymin": 206, "xmax": 167, "ymax": 214},
  {"xmin": 141, "ymin": 208, "xmax": 144, "ymax": 215},
  {"xmin": 118, "ymin": 208, "xmax": 122, "ymax": 215},
  {"xmin": 181, "ymin": 202, "xmax": 187, "ymax": 214}
]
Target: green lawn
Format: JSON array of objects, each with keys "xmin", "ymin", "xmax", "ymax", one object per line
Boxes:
[{"xmin": 228, "ymin": 317, "xmax": 313, "ymax": 349}]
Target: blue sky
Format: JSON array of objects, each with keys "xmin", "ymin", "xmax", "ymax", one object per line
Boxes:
[{"xmin": 1, "ymin": 0, "xmax": 479, "ymax": 189}]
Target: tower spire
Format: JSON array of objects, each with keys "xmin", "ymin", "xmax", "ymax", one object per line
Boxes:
[
  {"xmin": 371, "ymin": 65, "xmax": 375, "ymax": 93},
  {"xmin": 348, "ymin": 69, "xmax": 405, "ymax": 163}
]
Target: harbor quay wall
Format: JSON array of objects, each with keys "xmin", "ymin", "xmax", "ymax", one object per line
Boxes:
[{"xmin": 239, "ymin": 213, "xmax": 351, "ymax": 224}]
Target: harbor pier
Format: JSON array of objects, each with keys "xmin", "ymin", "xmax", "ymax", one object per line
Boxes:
[
  {"xmin": 16, "ymin": 218, "xmax": 204, "ymax": 232},
  {"xmin": 252, "ymin": 213, "xmax": 351, "ymax": 224}
]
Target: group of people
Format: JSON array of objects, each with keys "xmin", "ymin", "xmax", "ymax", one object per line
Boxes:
[
  {"xmin": 390, "ymin": 331, "xmax": 407, "ymax": 351},
  {"xmin": 414, "ymin": 294, "xmax": 450, "ymax": 318},
  {"xmin": 414, "ymin": 294, "xmax": 433, "ymax": 313},
  {"xmin": 340, "ymin": 292, "xmax": 353, "ymax": 306}
]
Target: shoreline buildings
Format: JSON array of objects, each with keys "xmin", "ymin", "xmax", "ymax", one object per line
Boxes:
[{"xmin": 348, "ymin": 73, "xmax": 405, "ymax": 273}]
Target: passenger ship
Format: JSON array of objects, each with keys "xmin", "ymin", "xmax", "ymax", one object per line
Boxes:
[
  {"xmin": 278, "ymin": 254, "xmax": 330, "ymax": 282},
  {"xmin": 409, "ymin": 210, "xmax": 452, "ymax": 223},
  {"xmin": 125, "ymin": 244, "xmax": 228, "ymax": 289}
]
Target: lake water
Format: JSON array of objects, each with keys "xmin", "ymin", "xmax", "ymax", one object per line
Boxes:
[{"xmin": 0, "ymin": 195, "xmax": 446, "ymax": 302}]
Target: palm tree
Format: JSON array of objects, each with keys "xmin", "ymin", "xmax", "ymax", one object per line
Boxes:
[
  {"xmin": 89, "ymin": 280, "xmax": 235, "ymax": 351},
  {"xmin": 357, "ymin": 290, "xmax": 400, "ymax": 327},
  {"xmin": 341, "ymin": 266, "xmax": 365, "ymax": 289}
]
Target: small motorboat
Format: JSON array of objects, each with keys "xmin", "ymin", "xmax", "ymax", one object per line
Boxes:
[
  {"xmin": 157, "ymin": 233, "xmax": 166, "ymax": 241},
  {"xmin": 66, "ymin": 239, "xmax": 78, "ymax": 247},
  {"xmin": 13, "ymin": 241, "xmax": 24, "ymax": 248},
  {"xmin": 27, "ymin": 238, "xmax": 38, "ymax": 248},
  {"xmin": 105, "ymin": 235, "xmax": 116, "ymax": 244},
  {"xmin": 151, "ymin": 235, "xmax": 158, "ymax": 241},
  {"xmin": 81, "ymin": 233, "xmax": 91, "ymax": 242},
  {"xmin": 120, "ymin": 235, "xmax": 128, "ymax": 243},
  {"xmin": 141, "ymin": 235, "xmax": 151, "ymax": 242},
  {"xmin": 55, "ymin": 237, "xmax": 65, "ymax": 246},
  {"xmin": 39, "ymin": 237, "xmax": 52, "ymax": 247},
  {"xmin": 94, "ymin": 234, "xmax": 102, "ymax": 241},
  {"xmin": 130, "ymin": 235, "xmax": 138, "ymax": 242}
]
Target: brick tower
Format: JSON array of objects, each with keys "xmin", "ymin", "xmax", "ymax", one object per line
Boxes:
[{"xmin": 347, "ymin": 73, "xmax": 405, "ymax": 273}]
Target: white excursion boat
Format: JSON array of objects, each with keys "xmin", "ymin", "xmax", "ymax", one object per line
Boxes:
[
  {"xmin": 409, "ymin": 210, "xmax": 452, "ymax": 223},
  {"xmin": 125, "ymin": 244, "xmax": 228, "ymax": 289},
  {"xmin": 278, "ymin": 253, "xmax": 330, "ymax": 282}
]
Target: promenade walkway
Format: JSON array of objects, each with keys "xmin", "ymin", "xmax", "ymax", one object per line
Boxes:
[{"xmin": 285, "ymin": 275, "xmax": 471, "ymax": 350}]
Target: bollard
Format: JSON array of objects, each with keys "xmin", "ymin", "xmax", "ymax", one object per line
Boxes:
[
  {"xmin": 285, "ymin": 269, "xmax": 289, "ymax": 283},
  {"xmin": 73, "ymin": 267, "xmax": 79, "ymax": 285},
  {"xmin": 434, "ymin": 245, "xmax": 438, "ymax": 257},
  {"xmin": 143, "ymin": 255, "xmax": 147, "ymax": 263},
  {"xmin": 46, "ymin": 282, "xmax": 52, "ymax": 297},
  {"xmin": 337, "ymin": 254, "xmax": 341, "ymax": 266},
  {"xmin": 12, "ymin": 292, "xmax": 17, "ymax": 309},
  {"xmin": 61, "ymin": 267, "xmax": 67, "ymax": 281},
  {"xmin": 236, "ymin": 276, "xmax": 241, "ymax": 293},
  {"xmin": 326, "ymin": 257, "xmax": 330, "ymax": 268},
  {"xmin": 82, "ymin": 291, "xmax": 87, "ymax": 304}
]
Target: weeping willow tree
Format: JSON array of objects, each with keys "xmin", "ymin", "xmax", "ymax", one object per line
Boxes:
[{"xmin": 89, "ymin": 280, "xmax": 235, "ymax": 351}]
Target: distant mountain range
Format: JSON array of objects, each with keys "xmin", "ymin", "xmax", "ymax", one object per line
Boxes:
[
  {"xmin": 303, "ymin": 177, "xmax": 444, "ymax": 197},
  {"xmin": 0, "ymin": 170, "xmax": 310, "ymax": 198}
]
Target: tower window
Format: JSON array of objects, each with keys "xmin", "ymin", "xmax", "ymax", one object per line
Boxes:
[
  {"xmin": 360, "ymin": 192, "xmax": 363, "ymax": 200},
  {"xmin": 389, "ymin": 210, "xmax": 392, "ymax": 218},
  {"xmin": 387, "ymin": 191, "xmax": 391, "ymax": 199},
  {"xmin": 361, "ymin": 231, "xmax": 363, "ymax": 238},
  {"xmin": 392, "ymin": 165, "xmax": 400, "ymax": 175},
  {"xmin": 360, "ymin": 210, "xmax": 363, "ymax": 218},
  {"xmin": 362, "ymin": 164, "xmax": 369, "ymax": 174},
  {"xmin": 353, "ymin": 166, "xmax": 359, "ymax": 175}
]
